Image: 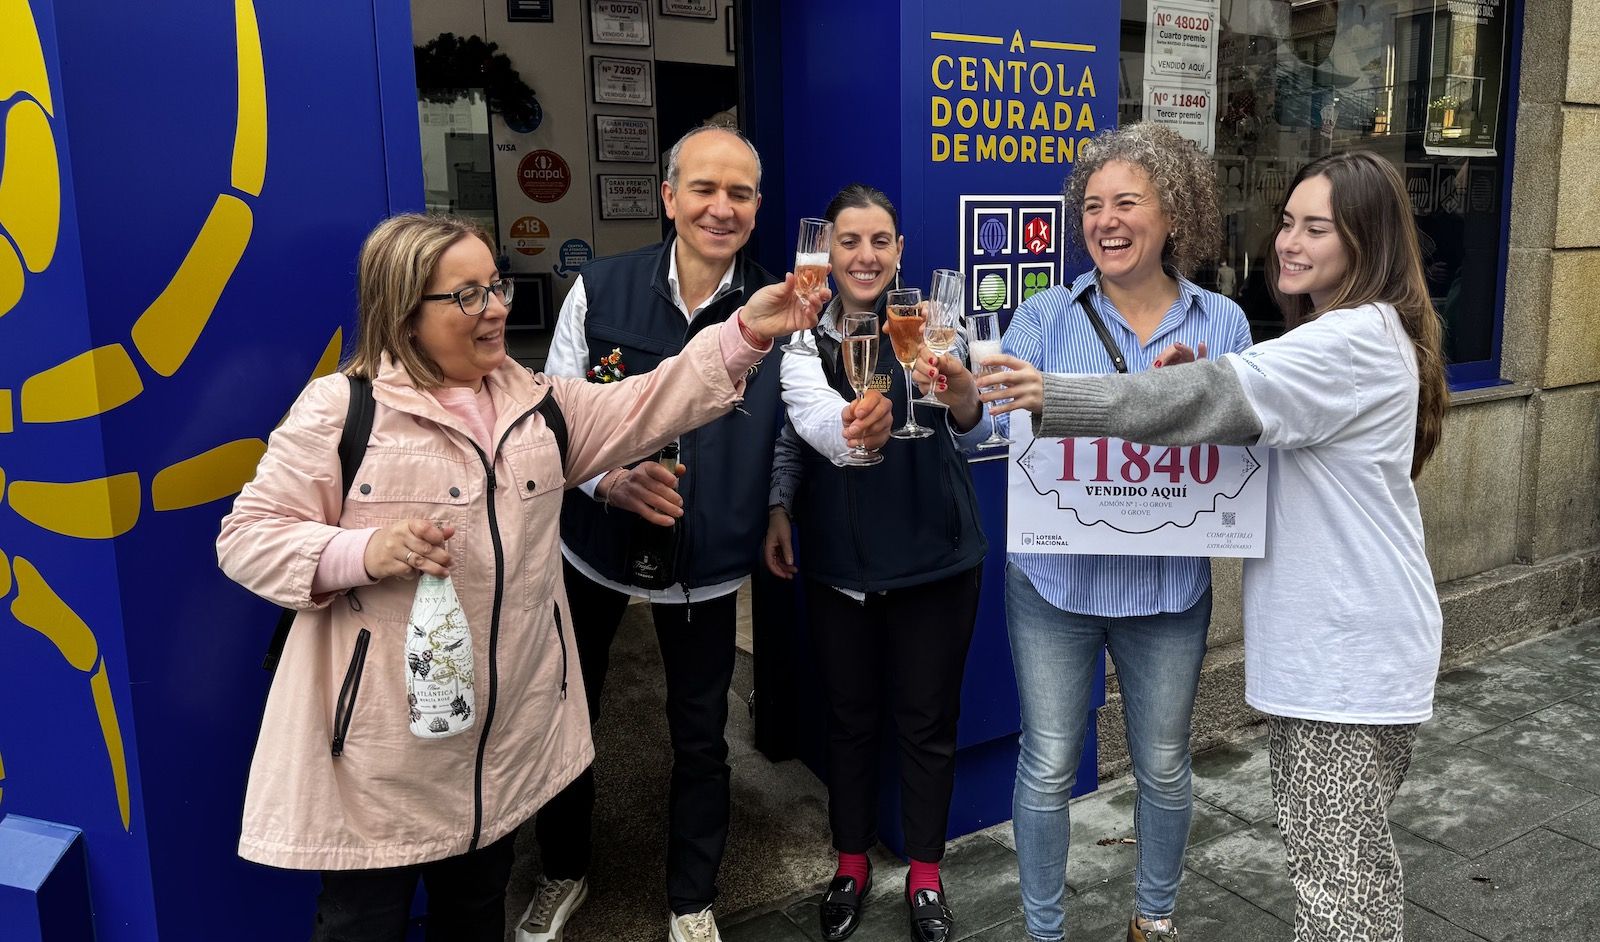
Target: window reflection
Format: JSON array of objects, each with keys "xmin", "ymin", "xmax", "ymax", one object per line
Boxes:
[
  {"xmin": 418, "ymin": 92, "xmax": 500, "ymax": 239},
  {"xmin": 1119, "ymin": 0, "xmax": 1511, "ymax": 371}
]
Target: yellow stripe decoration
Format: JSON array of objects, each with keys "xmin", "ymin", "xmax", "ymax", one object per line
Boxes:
[
  {"xmin": 130, "ymin": 195, "xmax": 254, "ymax": 377},
  {"xmin": 0, "ymin": 100, "xmax": 61, "ymax": 272},
  {"xmin": 0, "ymin": 0, "xmax": 53, "ymax": 113},
  {"xmin": 231, "ymin": 0, "xmax": 267, "ymax": 197},
  {"xmin": 0, "ymin": 237, "xmax": 22, "ymax": 318},
  {"xmin": 90, "ymin": 660, "xmax": 132, "ymax": 830},
  {"xmin": 314, "ymin": 328, "xmax": 344, "ymax": 380},
  {"xmin": 152, "ymin": 438, "xmax": 267, "ymax": 511},
  {"xmin": 10, "ymin": 557, "xmax": 99, "ymax": 672},
  {"xmin": 1030, "ymin": 39, "xmax": 1097, "ymax": 52},
  {"xmin": 0, "ymin": 546, "xmax": 11, "ymax": 598},
  {"xmin": 0, "ymin": 388, "xmax": 12, "ymax": 433},
  {"xmin": 19, "ymin": 343, "xmax": 145, "ymax": 423},
  {"xmin": 280, "ymin": 329, "xmax": 344, "ymax": 428},
  {"xmin": 930, "ymin": 31, "xmax": 1003, "ymax": 44},
  {"xmin": 9, "ymin": 473, "xmax": 142, "ymax": 539},
  {"xmin": 9, "ymin": 558, "xmax": 133, "ymax": 830}
]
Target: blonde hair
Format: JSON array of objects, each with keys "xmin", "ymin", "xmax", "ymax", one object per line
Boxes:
[
  {"xmin": 1063, "ymin": 122, "xmax": 1222, "ymax": 277},
  {"xmin": 1268, "ymin": 152, "xmax": 1448, "ymax": 479},
  {"xmin": 343, "ymin": 213, "xmax": 496, "ymax": 388}
]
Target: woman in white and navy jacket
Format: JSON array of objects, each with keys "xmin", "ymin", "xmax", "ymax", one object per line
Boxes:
[{"xmin": 764, "ymin": 183, "xmax": 992, "ymax": 942}]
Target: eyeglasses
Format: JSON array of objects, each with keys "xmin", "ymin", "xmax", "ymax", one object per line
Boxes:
[{"xmin": 421, "ymin": 279, "xmax": 514, "ymax": 316}]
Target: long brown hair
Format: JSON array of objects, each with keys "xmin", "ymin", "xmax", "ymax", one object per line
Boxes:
[
  {"xmin": 1268, "ymin": 152, "xmax": 1448, "ymax": 478},
  {"xmin": 343, "ymin": 213, "xmax": 497, "ymax": 388}
]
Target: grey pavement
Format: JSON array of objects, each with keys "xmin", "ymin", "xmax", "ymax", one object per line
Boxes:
[{"xmin": 722, "ymin": 618, "xmax": 1600, "ymax": 941}]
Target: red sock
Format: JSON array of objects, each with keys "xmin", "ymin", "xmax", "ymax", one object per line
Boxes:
[
  {"xmin": 835, "ymin": 851, "xmax": 869, "ymax": 885},
  {"xmin": 907, "ymin": 858, "xmax": 941, "ymax": 897}
]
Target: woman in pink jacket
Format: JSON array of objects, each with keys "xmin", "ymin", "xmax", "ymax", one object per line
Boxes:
[{"xmin": 217, "ymin": 214, "xmax": 827, "ymax": 941}]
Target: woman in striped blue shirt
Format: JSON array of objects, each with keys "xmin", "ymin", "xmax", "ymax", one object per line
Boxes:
[{"xmin": 980, "ymin": 123, "xmax": 1251, "ymax": 942}]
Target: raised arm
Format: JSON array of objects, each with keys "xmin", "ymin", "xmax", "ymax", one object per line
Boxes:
[{"xmin": 552, "ymin": 275, "xmax": 826, "ymax": 485}]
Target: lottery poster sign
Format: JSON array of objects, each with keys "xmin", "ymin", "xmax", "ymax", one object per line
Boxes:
[
  {"xmin": 959, "ymin": 195, "xmax": 1066, "ymax": 332},
  {"xmin": 1142, "ymin": 0, "xmax": 1219, "ymax": 154},
  {"xmin": 1006, "ymin": 411, "xmax": 1268, "ymax": 557}
]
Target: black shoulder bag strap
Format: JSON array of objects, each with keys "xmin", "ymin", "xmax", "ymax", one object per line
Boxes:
[
  {"xmin": 263, "ymin": 374, "xmax": 375, "ymax": 671},
  {"xmin": 1077, "ymin": 290, "xmax": 1129, "ymax": 374},
  {"xmin": 535, "ymin": 389, "xmax": 569, "ymax": 472}
]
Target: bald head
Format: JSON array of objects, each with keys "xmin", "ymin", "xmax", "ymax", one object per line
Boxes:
[{"xmin": 665, "ymin": 125, "xmax": 763, "ymax": 191}]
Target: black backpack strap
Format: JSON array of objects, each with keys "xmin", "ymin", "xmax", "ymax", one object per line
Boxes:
[
  {"xmin": 264, "ymin": 374, "xmax": 376, "ymax": 671},
  {"xmin": 339, "ymin": 375, "xmax": 376, "ymax": 496},
  {"xmin": 536, "ymin": 389, "xmax": 569, "ymax": 473}
]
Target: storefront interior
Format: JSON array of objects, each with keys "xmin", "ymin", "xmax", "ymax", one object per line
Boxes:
[{"xmin": 410, "ymin": 0, "xmax": 1514, "ymax": 385}]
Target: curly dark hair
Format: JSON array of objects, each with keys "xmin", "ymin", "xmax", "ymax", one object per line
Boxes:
[{"xmin": 1063, "ymin": 122, "xmax": 1222, "ymax": 277}]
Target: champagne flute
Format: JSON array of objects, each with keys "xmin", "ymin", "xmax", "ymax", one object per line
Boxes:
[
  {"xmin": 839, "ymin": 311, "xmax": 885, "ymax": 466},
  {"xmin": 885, "ymin": 287, "xmax": 932, "ymax": 439},
  {"xmin": 917, "ymin": 268, "xmax": 963, "ymax": 409},
  {"xmin": 784, "ymin": 217, "xmax": 832, "ymax": 356},
  {"xmin": 967, "ymin": 310, "xmax": 1013, "ymax": 447}
]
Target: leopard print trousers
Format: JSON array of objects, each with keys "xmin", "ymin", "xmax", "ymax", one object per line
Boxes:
[{"xmin": 1267, "ymin": 716, "xmax": 1419, "ymax": 942}]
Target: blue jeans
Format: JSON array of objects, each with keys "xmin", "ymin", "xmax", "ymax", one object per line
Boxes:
[{"xmin": 1005, "ymin": 562, "xmax": 1210, "ymax": 941}]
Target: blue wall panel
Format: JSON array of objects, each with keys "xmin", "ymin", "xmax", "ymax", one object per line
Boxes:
[{"xmin": 0, "ymin": 1, "xmax": 421, "ymax": 937}]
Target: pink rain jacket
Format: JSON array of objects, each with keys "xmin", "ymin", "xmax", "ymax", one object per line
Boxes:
[{"xmin": 218, "ymin": 326, "xmax": 743, "ymax": 869}]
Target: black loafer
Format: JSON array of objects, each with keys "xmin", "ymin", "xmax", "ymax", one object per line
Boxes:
[
  {"xmin": 906, "ymin": 881, "xmax": 953, "ymax": 942},
  {"xmin": 819, "ymin": 865, "xmax": 871, "ymax": 941}
]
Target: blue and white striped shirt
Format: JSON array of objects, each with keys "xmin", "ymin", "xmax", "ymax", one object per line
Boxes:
[{"xmin": 1003, "ymin": 269, "xmax": 1254, "ymax": 618}]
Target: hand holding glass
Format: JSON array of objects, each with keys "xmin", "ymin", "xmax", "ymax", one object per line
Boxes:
[
  {"xmin": 784, "ymin": 217, "xmax": 832, "ymax": 356},
  {"xmin": 885, "ymin": 288, "xmax": 932, "ymax": 439},
  {"xmin": 838, "ymin": 312, "xmax": 885, "ymax": 466},
  {"xmin": 917, "ymin": 268, "xmax": 962, "ymax": 409},
  {"xmin": 967, "ymin": 310, "xmax": 1012, "ymax": 447}
]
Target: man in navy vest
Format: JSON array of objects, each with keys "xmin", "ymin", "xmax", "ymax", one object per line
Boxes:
[{"xmin": 520, "ymin": 125, "xmax": 873, "ymax": 942}]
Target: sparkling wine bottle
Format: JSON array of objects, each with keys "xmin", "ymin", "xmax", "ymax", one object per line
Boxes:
[
  {"xmin": 626, "ymin": 440, "xmax": 680, "ymax": 590},
  {"xmin": 405, "ymin": 570, "xmax": 474, "ymax": 739}
]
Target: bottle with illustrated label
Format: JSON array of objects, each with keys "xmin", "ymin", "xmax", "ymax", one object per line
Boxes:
[
  {"xmin": 626, "ymin": 440, "xmax": 681, "ymax": 590},
  {"xmin": 406, "ymin": 565, "xmax": 475, "ymax": 739}
]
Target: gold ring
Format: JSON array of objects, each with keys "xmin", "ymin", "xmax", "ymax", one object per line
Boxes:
[{"xmin": 405, "ymin": 550, "xmax": 415, "ymax": 567}]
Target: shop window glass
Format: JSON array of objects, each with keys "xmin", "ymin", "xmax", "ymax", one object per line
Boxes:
[
  {"xmin": 418, "ymin": 92, "xmax": 499, "ymax": 239},
  {"xmin": 1118, "ymin": 0, "xmax": 1515, "ymax": 387}
]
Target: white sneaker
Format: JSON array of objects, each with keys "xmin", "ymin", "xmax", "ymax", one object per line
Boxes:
[
  {"xmin": 668, "ymin": 906, "xmax": 722, "ymax": 942},
  {"xmin": 515, "ymin": 876, "xmax": 587, "ymax": 942}
]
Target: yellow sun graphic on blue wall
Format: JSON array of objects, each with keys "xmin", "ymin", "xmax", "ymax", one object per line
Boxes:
[{"xmin": 0, "ymin": 0, "xmax": 343, "ymax": 831}]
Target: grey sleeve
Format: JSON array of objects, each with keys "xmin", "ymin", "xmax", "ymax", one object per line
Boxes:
[
  {"xmin": 1035, "ymin": 358, "xmax": 1264, "ymax": 446},
  {"xmin": 768, "ymin": 420, "xmax": 803, "ymax": 513}
]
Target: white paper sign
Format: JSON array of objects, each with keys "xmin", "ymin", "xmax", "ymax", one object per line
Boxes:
[
  {"xmin": 1143, "ymin": 0, "xmax": 1220, "ymax": 154},
  {"xmin": 595, "ymin": 115, "xmax": 655, "ymax": 162},
  {"xmin": 1006, "ymin": 412, "xmax": 1268, "ymax": 557},
  {"xmin": 1144, "ymin": 0, "xmax": 1218, "ymax": 81},
  {"xmin": 590, "ymin": 0, "xmax": 650, "ymax": 45},
  {"xmin": 1143, "ymin": 82, "xmax": 1214, "ymax": 153},
  {"xmin": 593, "ymin": 57, "xmax": 653, "ymax": 106}
]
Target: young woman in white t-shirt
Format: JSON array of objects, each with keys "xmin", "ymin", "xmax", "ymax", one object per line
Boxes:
[{"xmin": 973, "ymin": 150, "xmax": 1449, "ymax": 942}]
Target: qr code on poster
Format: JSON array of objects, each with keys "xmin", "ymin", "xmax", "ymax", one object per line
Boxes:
[{"xmin": 1222, "ymin": 512, "xmax": 1236, "ymax": 527}]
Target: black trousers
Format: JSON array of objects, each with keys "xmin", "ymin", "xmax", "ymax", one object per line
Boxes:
[
  {"xmin": 534, "ymin": 559, "xmax": 738, "ymax": 915},
  {"xmin": 309, "ymin": 831, "xmax": 515, "ymax": 942},
  {"xmin": 807, "ymin": 565, "xmax": 981, "ymax": 863}
]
